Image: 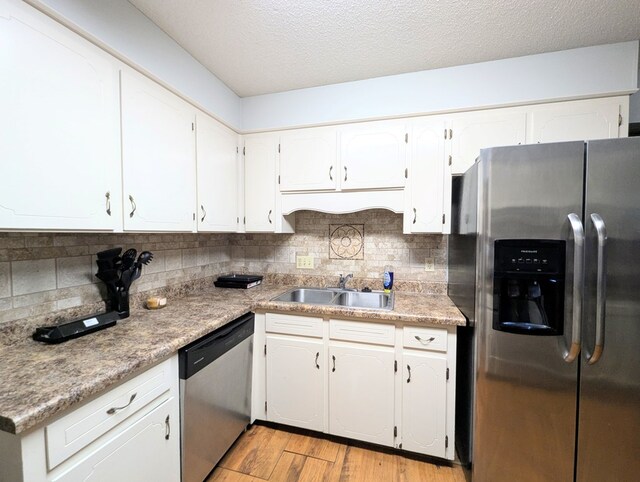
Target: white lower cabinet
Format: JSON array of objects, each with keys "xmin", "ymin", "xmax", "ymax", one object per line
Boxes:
[
  {"xmin": 266, "ymin": 334, "xmax": 324, "ymax": 431},
  {"xmin": 52, "ymin": 399, "xmax": 178, "ymax": 482},
  {"xmin": 401, "ymin": 351, "xmax": 448, "ymax": 458},
  {"xmin": 256, "ymin": 312, "xmax": 456, "ymax": 460},
  {"xmin": 329, "ymin": 342, "xmax": 395, "ymax": 446},
  {"xmin": 0, "ymin": 356, "xmax": 180, "ymax": 482}
]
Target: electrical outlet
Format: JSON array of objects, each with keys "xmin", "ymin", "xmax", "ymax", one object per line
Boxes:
[
  {"xmin": 425, "ymin": 257, "xmax": 435, "ymax": 272},
  {"xmin": 296, "ymin": 255, "xmax": 314, "ymax": 269}
]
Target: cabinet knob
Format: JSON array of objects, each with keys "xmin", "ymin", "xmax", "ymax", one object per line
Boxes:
[
  {"xmin": 165, "ymin": 414, "xmax": 171, "ymax": 440},
  {"xmin": 105, "ymin": 191, "xmax": 111, "ymax": 216},
  {"xmin": 407, "ymin": 365, "xmax": 412, "ymax": 383},
  {"xmin": 200, "ymin": 204, "xmax": 206, "ymax": 222},
  {"xmin": 344, "ymin": 166, "xmax": 348, "ymax": 182},
  {"xmin": 329, "ymin": 165, "xmax": 333, "ymax": 181},
  {"xmin": 332, "ymin": 355, "xmax": 336, "ymax": 372},
  {"xmin": 268, "ymin": 209, "xmax": 272, "ymax": 224},
  {"xmin": 413, "ymin": 208, "xmax": 417, "ymax": 224},
  {"xmin": 315, "ymin": 352, "xmax": 320, "ymax": 369}
]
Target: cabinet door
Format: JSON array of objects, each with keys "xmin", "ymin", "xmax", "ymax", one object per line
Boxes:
[
  {"xmin": 244, "ymin": 134, "xmax": 277, "ymax": 232},
  {"xmin": 52, "ymin": 398, "xmax": 179, "ymax": 482},
  {"xmin": 121, "ymin": 69, "xmax": 196, "ymax": 232},
  {"xmin": 407, "ymin": 118, "xmax": 447, "ymax": 233},
  {"xmin": 402, "ymin": 351, "xmax": 448, "ymax": 458},
  {"xmin": 279, "ymin": 127, "xmax": 337, "ymax": 192},
  {"xmin": 329, "ymin": 343, "xmax": 395, "ymax": 446},
  {"xmin": 449, "ymin": 110, "xmax": 526, "ymax": 174},
  {"xmin": 196, "ymin": 113, "xmax": 239, "ymax": 232},
  {"xmin": 266, "ymin": 334, "xmax": 324, "ymax": 431},
  {"xmin": 339, "ymin": 120, "xmax": 407, "ymax": 190},
  {"xmin": 0, "ymin": 0, "xmax": 121, "ymax": 231},
  {"xmin": 528, "ymin": 98, "xmax": 622, "ymax": 144}
]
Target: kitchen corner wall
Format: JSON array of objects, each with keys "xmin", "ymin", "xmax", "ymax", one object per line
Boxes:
[{"xmin": 0, "ymin": 210, "xmax": 447, "ymax": 329}]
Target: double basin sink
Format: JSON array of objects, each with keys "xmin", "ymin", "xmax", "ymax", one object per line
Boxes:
[{"xmin": 272, "ymin": 287, "xmax": 393, "ymax": 311}]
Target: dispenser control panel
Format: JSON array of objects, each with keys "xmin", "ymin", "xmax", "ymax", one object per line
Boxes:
[{"xmin": 494, "ymin": 240, "xmax": 565, "ymax": 274}]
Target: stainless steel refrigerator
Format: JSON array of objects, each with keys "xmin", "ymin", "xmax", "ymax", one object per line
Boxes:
[{"xmin": 449, "ymin": 138, "xmax": 640, "ymax": 481}]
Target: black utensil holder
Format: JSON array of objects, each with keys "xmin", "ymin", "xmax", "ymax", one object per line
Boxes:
[{"xmin": 106, "ymin": 285, "xmax": 130, "ymax": 319}]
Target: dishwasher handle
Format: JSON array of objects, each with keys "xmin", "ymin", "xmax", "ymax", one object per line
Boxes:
[{"xmin": 180, "ymin": 313, "xmax": 254, "ymax": 379}]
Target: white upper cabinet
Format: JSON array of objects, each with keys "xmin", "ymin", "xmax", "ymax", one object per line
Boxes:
[
  {"xmin": 405, "ymin": 118, "xmax": 447, "ymax": 233},
  {"xmin": 196, "ymin": 113, "xmax": 239, "ymax": 232},
  {"xmin": 121, "ymin": 69, "xmax": 196, "ymax": 232},
  {"xmin": 338, "ymin": 120, "xmax": 408, "ymax": 190},
  {"xmin": 528, "ymin": 97, "xmax": 624, "ymax": 144},
  {"xmin": 449, "ymin": 110, "xmax": 527, "ymax": 175},
  {"xmin": 244, "ymin": 133, "xmax": 278, "ymax": 232},
  {"xmin": 279, "ymin": 127, "xmax": 338, "ymax": 192},
  {"xmin": 0, "ymin": 0, "xmax": 121, "ymax": 231}
]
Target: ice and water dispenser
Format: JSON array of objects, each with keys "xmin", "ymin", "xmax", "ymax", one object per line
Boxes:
[{"xmin": 493, "ymin": 240, "xmax": 565, "ymax": 335}]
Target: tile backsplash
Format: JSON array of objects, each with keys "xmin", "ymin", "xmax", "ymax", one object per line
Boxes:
[{"xmin": 0, "ymin": 210, "xmax": 447, "ymax": 328}]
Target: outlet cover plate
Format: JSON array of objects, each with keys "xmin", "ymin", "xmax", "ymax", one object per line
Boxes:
[
  {"xmin": 297, "ymin": 255, "xmax": 314, "ymax": 269},
  {"xmin": 425, "ymin": 257, "xmax": 435, "ymax": 272}
]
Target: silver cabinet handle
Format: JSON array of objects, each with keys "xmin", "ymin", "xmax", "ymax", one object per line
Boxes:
[
  {"xmin": 105, "ymin": 191, "xmax": 111, "ymax": 216},
  {"xmin": 413, "ymin": 208, "xmax": 417, "ymax": 224},
  {"xmin": 165, "ymin": 414, "xmax": 170, "ymax": 440},
  {"xmin": 329, "ymin": 165, "xmax": 333, "ymax": 181},
  {"xmin": 268, "ymin": 209, "xmax": 272, "ymax": 224},
  {"xmin": 332, "ymin": 355, "xmax": 336, "ymax": 372},
  {"xmin": 565, "ymin": 213, "xmax": 584, "ymax": 363},
  {"xmin": 415, "ymin": 335, "xmax": 435, "ymax": 344},
  {"xmin": 107, "ymin": 393, "xmax": 137, "ymax": 415},
  {"xmin": 200, "ymin": 204, "xmax": 206, "ymax": 222},
  {"xmin": 315, "ymin": 352, "xmax": 320, "ymax": 369},
  {"xmin": 407, "ymin": 365, "xmax": 411, "ymax": 383},
  {"xmin": 587, "ymin": 213, "xmax": 607, "ymax": 365},
  {"xmin": 344, "ymin": 166, "xmax": 348, "ymax": 182},
  {"xmin": 128, "ymin": 195, "xmax": 136, "ymax": 218}
]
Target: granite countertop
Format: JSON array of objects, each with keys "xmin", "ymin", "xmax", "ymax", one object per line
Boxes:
[{"xmin": 0, "ymin": 283, "xmax": 465, "ymax": 435}]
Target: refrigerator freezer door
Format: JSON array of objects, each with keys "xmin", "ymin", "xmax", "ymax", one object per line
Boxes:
[
  {"xmin": 473, "ymin": 142, "xmax": 585, "ymax": 482},
  {"xmin": 577, "ymin": 138, "xmax": 640, "ymax": 481}
]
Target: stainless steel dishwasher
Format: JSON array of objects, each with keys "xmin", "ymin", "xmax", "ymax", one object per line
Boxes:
[{"xmin": 179, "ymin": 313, "xmax": 254, "ymax": 482}]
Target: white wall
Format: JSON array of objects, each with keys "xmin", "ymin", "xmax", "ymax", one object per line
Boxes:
[
  {"xmin": 242, "ymin": 41, "xmax": 639, "ymax": 131},
  {"xmin": 630, "ymin": 64, "xmax": 640, "ymax": 123},
  {"xmin": 27, "ymin": 0, "xmax": 243, "ymax": 130}
]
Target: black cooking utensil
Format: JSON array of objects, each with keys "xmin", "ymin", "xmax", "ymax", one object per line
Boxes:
[
  {"xmin": 96, "ymin": 259, "xmax": 116, "ymax": 272},
  {"xmin": 96, "ymin": 247, "xmax": 122, "ymax": 260},
  {"xmin": 121, "ymin": 248, "xmax": 137, "ymax": 271},
  {"xmin": 96, "ymin": 269, "xmax": 120, "ymax": 284},
  {"xmin": 136, "ymin": 251, "xmax": 154, "ymax": 267}
]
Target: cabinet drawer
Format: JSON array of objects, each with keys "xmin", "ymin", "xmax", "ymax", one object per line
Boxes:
[
  {"xmin": 266, "ymin": 313, "xmax": 323, "ymax": 338},
  {"xmin": 329, "ymin": 319, "xmax": 395, "ymax": 346},
  {"xmin": 403, "ymin": 326, "xmax": 448, "ymax": 352},
  {"xmin": 46, "ymin": 357, "xmax": 174, "ymax": 469}
]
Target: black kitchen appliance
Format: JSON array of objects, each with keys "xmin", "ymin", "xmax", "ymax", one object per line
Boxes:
[
  {"xmin": 32, "ymin": 311, "xmax": 120, "ymax": 344},
  {"xmin": 214, "ymin": 273, "xmax": 263, "ymax": 289}
]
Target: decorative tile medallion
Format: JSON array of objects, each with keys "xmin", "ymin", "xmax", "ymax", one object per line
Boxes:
[{"xmin": 329, "ymin": 224, "xmax": 364, "ymax": 260}]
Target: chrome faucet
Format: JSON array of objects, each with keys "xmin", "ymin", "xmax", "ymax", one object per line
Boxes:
[{"xmin": 338, "ymin": 273, "xmax": 353, "ymax": 290}]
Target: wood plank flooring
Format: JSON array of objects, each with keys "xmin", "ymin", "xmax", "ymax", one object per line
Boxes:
[{"xmin": 207, "ymin": 424, "xmax": 468, "ymax": 482}]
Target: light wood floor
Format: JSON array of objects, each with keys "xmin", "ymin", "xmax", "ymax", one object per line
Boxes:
[{"xmin": 207, "ymin": 424, "xmax": 468, "ymax": 482}]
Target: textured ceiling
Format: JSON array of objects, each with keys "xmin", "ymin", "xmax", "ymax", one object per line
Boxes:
[{"xmin": 128, "ymin": 0, "xmax": 640, "ymax": 97}]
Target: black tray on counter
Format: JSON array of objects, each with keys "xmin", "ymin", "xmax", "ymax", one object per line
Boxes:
[{"xmin": 214, "ymin": 274, "xmax": 263, "ymax": 289}]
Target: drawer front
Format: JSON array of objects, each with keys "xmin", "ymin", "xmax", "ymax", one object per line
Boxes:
[
  {"xmin": 329, "ymin": 319, "xmax": 395, "ymax": 346},
  {"xmin": 46, "ymin": 357, "xmax": 174, "ymax": 469},
  {"xmin": 266, "ymin": 313, "xmax": 323, "ymax": 338},
  {"xmin": 403, "ymin": 325, "xmax": 448, "ymax": 352}
]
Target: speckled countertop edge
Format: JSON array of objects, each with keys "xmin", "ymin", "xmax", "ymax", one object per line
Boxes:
[{"xmin": 0, "ymin": 283, "xmax": 464, "ymax": 435}]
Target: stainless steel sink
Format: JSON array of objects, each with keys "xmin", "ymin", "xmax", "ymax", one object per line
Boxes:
[
  {"xmin": 332, "ymin": 291, "xmax": 393, "ymax": 310},
  {"xmin": 272, "ymin": 288, "xmax": 393, "ymax": 310},
  {"xmin": 273, "ymin": 288, "xmax": 338, "ymax": 304}
]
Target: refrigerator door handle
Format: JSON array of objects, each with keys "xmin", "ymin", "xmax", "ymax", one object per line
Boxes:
[
  {"xmin": 586, "ymin": 213, "xmax": 607, "ymax": 365},
  {"xmin": 565, "ymin": 213, "xmax": 584, "ymax": 363}
]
